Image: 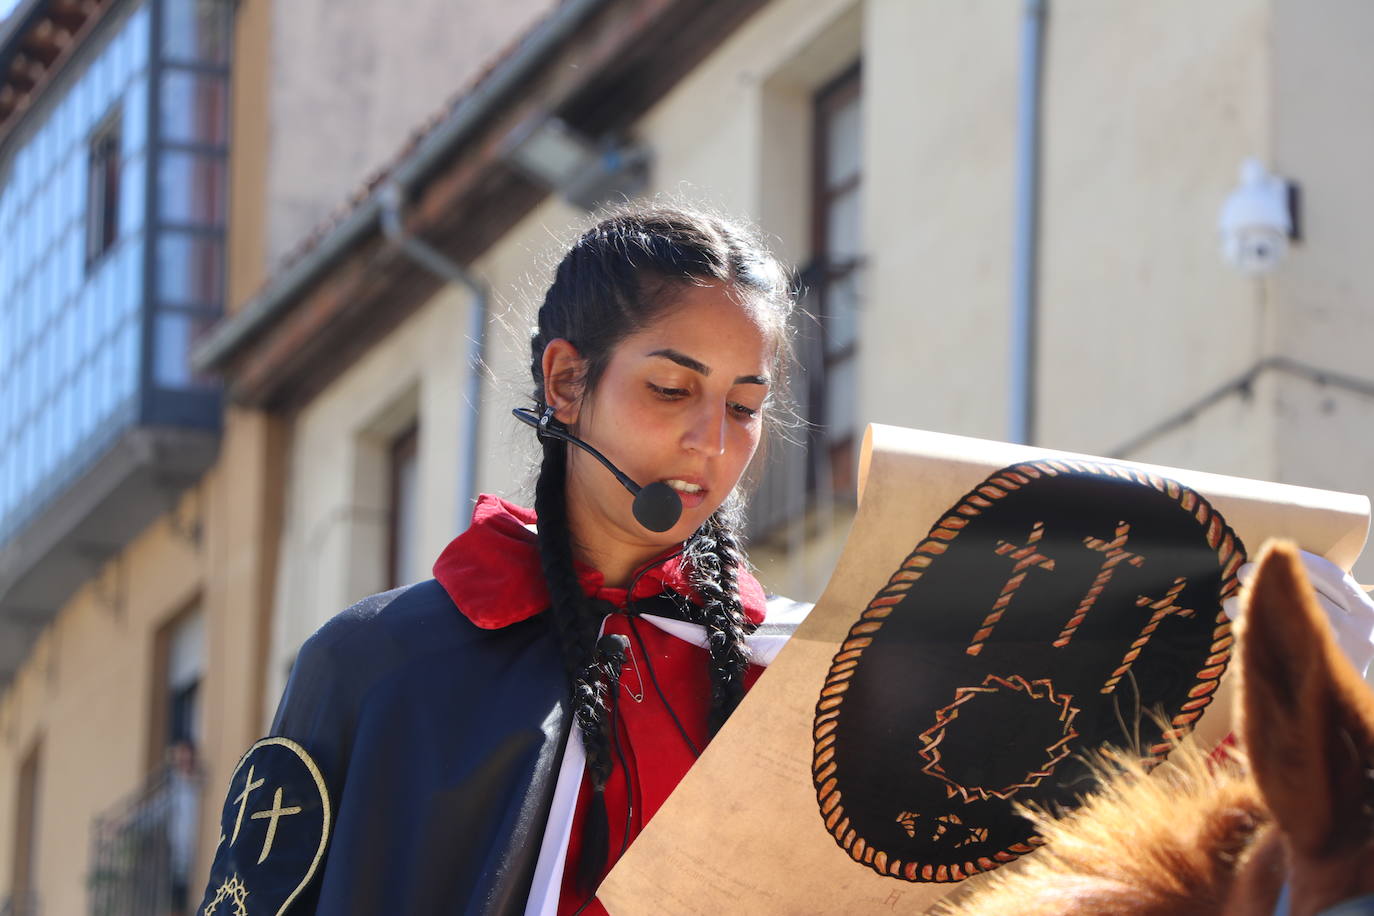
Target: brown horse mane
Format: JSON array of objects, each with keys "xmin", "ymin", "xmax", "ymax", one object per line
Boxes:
[{"xmin": 936, "ymin": 742, "xmax": 1271, "ymax": 916}]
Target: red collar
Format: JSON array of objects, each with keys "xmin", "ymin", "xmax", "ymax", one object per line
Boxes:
[{"xmin": 433, "ymin": 494, "xmax": 768, "ymax": 630}]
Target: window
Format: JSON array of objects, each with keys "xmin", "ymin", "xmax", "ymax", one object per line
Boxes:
[
  {"xmin": 10, "ymin": 738, "xmax": 42, "ymax": 916},
  {"xmin": 811, "ymin": 63, "xmax": 863, "ymax": 496},
  {"xmin": 148, "ymin": 605, "xmax": 204, "ymax": 770},
  {"xmin": 86, "ymin": 112, "xmax": 122, "ymax": 266},
  {"xmin": 387, "ymin": 424, "xmax": 419, "ymax": 589},
  {"xmin": 96, "ymin": 600, "xmax": 203, "ymax": 913},
  {"xmin": 742, "ymin": 55, "xmax": 863, "ymax": 546},
  {"xmin": 151, "ymin": 0, "xmax": 232, "ymax": 394},
  {"xmin": 165, "ymin": 608, "xmax": 203, "ymax": 748}
]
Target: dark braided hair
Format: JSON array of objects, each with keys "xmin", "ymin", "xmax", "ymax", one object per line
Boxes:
[
  {"xmin": 684, "ymin": 508, "xmax": 753, "ymax": 736},
  {"xmin": 528, "ymin": 204, "xmax": 794, "ymax": 890}
]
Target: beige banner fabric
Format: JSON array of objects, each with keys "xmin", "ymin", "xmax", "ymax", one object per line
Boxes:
[{"xmin": 599, "ymin": 424, "xmax": 1370, "ymax": 914}]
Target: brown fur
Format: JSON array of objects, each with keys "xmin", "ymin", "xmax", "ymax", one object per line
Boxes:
[
  {"xmin": 935, "ymin": 744, "xmax": 1269, "ymax": 916},
  {"xmin": 939, "ymin": 542, "xmax": 1374, "ymax": 916}
]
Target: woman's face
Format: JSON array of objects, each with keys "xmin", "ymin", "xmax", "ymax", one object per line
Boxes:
[{"xmin": 560, "ymin": 282, "xmax": 773, "ymax": 569}]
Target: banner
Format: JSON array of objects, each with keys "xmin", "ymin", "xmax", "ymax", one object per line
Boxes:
[{"xmin": 600, "ymin": 424, "xmax": 1370, "ymax": 914}]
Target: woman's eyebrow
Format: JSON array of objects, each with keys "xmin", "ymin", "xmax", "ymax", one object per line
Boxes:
[
  {"xmin": 648, "ymin": 348, "xmax": 710, "ymax": 375},
  {"xmin": 647, "ymin": 349, "xmax": 770, "ymax": 386}
]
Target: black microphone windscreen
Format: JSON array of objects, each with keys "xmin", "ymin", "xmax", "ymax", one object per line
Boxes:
[{"xmin": 632, "ymin": 481, "xmax": 683, "ymax": 533}]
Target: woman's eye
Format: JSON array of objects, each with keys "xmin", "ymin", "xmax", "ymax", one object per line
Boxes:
[
  {"xmin": 647, "ymin": 382, "xmax": 689, "ymax": 400},
  {"xmin": 729, "ymin": 402, "xmax": 760, "ymax": 419}
]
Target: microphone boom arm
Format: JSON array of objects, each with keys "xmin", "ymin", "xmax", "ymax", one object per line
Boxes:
[
  {"xmin": 511, "ymin": 407, "xmax": 683, "ymax": 533},
  {"xmin": 512, "ymin": 407, "xmax": 643, "ymax": 494}
]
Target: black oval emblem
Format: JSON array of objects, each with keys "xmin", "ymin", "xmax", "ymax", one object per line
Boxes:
[{"xmin": 813, "ymin": 460, "xmax": 1244, "ymax": 882}]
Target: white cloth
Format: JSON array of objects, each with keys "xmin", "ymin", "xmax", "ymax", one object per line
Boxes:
[
  {"xmin": 523, "ymin": 613, "xmax": 791, "ymax": 916},
  {"xmin": 1221, "ymin": 549, "xmax": 1374, "ymax": 677}
]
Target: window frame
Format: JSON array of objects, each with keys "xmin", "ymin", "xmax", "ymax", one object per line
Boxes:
[
  {"xmin": 146, "ymin": 600, "xmax": 204, "ymax": 773},
  {"xmin": 809, "ymin": 61, "xmax": 863, "ymax": 499},
  {"xmin": 85, "ymin": 108, "xmax": 123, "ymax": 269},
  {"xmin": 386, "ymin": 423, "xmax": 420, "ymax": 590},
  {"xmin": 10, "ymin": 736, "xmax": 43, "ymax": 915}
]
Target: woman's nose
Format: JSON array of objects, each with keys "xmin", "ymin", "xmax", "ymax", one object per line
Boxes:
[{"xmin": 682, "ymin": 402, "xmax": 727, "ymax": 456}]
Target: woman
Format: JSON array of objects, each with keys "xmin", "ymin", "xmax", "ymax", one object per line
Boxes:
[{"xmin": 197, "ymin": 205, "xmax": 808, "ymax": 915}]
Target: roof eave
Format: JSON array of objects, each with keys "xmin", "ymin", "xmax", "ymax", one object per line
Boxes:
[{"xmin": 196, "ymin": 0, "xmax": 770, "ymax": 410}]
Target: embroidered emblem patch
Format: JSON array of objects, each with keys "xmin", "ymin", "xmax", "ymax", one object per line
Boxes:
[
  {"xmin": 198, "ymin": 737, "xmax": 331, "ymax": 915},
  {"xmin": 813, "ymin": 460, "xmax": 1244, "ymax": 882}
]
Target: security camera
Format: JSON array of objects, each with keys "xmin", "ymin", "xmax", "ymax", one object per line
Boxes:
[{"xmin": 1218, "ymin": 158, "xmax": 1296, "ymax": 274}]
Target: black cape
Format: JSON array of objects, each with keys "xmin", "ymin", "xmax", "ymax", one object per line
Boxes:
[{"xmin": 197, "ymin": 579, "xmax": 808, "ymax": 915}]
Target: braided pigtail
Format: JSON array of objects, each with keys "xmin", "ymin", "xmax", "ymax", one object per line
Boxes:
[
  {"xmin": 533, "ymin": 434, "xmax": 616, "ymax": 892},
  {"xmin": 687, "ymin": 508, "xmax": 754, "ymax": 737}
]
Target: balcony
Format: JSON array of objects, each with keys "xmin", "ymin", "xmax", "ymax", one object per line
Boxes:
[
  {"xmin": 87, "ymin": 762, "xmax": 203, "ymax": 916},
  {"xmin": 0, "ymin": 0, "xmax": 232, "ymax": 686}
]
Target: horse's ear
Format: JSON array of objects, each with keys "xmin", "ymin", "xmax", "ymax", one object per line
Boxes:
[{"xmin": 1239, "ymin": 540, "xmax": 1374, "ymax": 857}]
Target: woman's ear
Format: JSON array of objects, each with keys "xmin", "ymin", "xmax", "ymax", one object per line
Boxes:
[{"xmin": 541, "ymin": 338, "xmax": 585, "ymax": 425}]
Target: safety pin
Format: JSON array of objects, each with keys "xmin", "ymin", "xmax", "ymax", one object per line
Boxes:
[{"xmin": 620, "ymin": 640, "xmax": 644, "ymax": 703}]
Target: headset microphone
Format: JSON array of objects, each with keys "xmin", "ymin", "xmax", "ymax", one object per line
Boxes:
[{"xmin": 512, "ymin": 407, "xmax": 684, "ymax": 533}]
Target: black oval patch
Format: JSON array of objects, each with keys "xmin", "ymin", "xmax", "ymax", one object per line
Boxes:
[
  {"xmin": 200, "ymin": 737, "xmax": 332, "ymax": 915},
  {"xmin": 813, "ymin": 460, "xmax": 1244, "ymax": 882}
]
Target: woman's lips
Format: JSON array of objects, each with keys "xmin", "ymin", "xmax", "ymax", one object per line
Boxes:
[{"xmin": 664, "ymin": 478, "xmax": 707, "ymax": 509}]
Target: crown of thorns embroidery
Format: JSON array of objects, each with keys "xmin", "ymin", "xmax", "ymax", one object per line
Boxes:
[
  {"xmin": 203, "ymin": 873, "xmax": 250, "ymax": 916},
  {"xmin": 918, "ymin": 674, "xmax": 1080, "ymax": 803}
]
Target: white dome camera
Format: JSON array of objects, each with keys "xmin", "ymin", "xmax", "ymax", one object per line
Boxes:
[{"xmin": 1218, "ymin": 158, "xmax": 1296, "ymax": 274}]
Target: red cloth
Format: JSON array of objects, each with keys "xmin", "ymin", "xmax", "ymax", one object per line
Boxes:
[
  {"xmin": 431, "ymin": 495, "xmax": 770, "ymax": 913},
  {"xmin": 555, "ymin": 616, "xmax": 765, "ymax": 915},
  {"xmin": 433, "ymin": 494, "xmax": 767, "ymax": 628}
]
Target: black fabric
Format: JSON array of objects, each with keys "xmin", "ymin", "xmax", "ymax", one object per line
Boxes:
[
  {"xmin": 199, "ymin": 579, "xmax": 571, "ymax": 916},
  {"xmin": 197, "ymin": 583, "xmax": 809, "ymax": 915}
]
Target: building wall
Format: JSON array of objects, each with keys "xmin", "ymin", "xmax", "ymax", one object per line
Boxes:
[
  {"xmin": 615, "ymin": 0, "xmax": 1291, "ymax": 594},
  {"xmin": 1271, "ymin": 0, "xmax": 1374, "ymax": 379},
  {"xmin": 862, "ymin": 0, "xmax": 1019, "ymax": 444},
  {"xmin": 195, "ymin": 408, "xmax": 288, "ymax": 889},
  {"xmin": 1035, "ymin": 0, "xmax": 1272, "ymax": 462},
  {"xmin": 233, "ymin": 0, "xmax": 575, "ymax": 718},
  {"xmin": 1269, "ymin": 0, "xmax": 1374, "ymax": 581},
  {"xmin": 265, "ymin": 284, "xmax": 466, "ymax": 710},
  {"xmin": 194, "ymin": 0, "xmax": 285, "ymax": 885},
  {"xmin": 265, "ymin": 0, "xmax": 1374, "ymax": 652},
  {"xmin": 0, "ymin": 489, "xmax": 203, "ymax": 914},
  {"xmin": 262, "ymin": 0, "xmax": 869, "ymax": 677},
  {"xmin": 30, "ymin": 433, "xmax": 282, "ymax": 908},
  {"xmin": 227, "ymin": 0, "xmax": 273, "ymax": 310},
  {"xmin": 262, "ymin": 0, "xmax": 559, "ymax": 272},
  {"xmin": 263, "ymin": 194, "xmax": 583, "ymax": 713},
  {"xmin": 624, "ymin": 0, "xmax": 1374, "ymax": 590}
]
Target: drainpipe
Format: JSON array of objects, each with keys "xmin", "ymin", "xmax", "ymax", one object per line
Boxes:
[
  {"xmin": 1010, "ymin": 0, "xmax": 1047, "ymax": 445},
  {"xmin": 379, "ymin": 182, "xmax": 488, "ymax": 532}
]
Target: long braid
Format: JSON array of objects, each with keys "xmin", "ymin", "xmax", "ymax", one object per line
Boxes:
[
  {"xmin": 687, "ymin": 509, "xmax": 754, "ymax": 736},
  {"xmin": 533, "ymin": 434, "xmax": 616, "ymax": 892}
]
